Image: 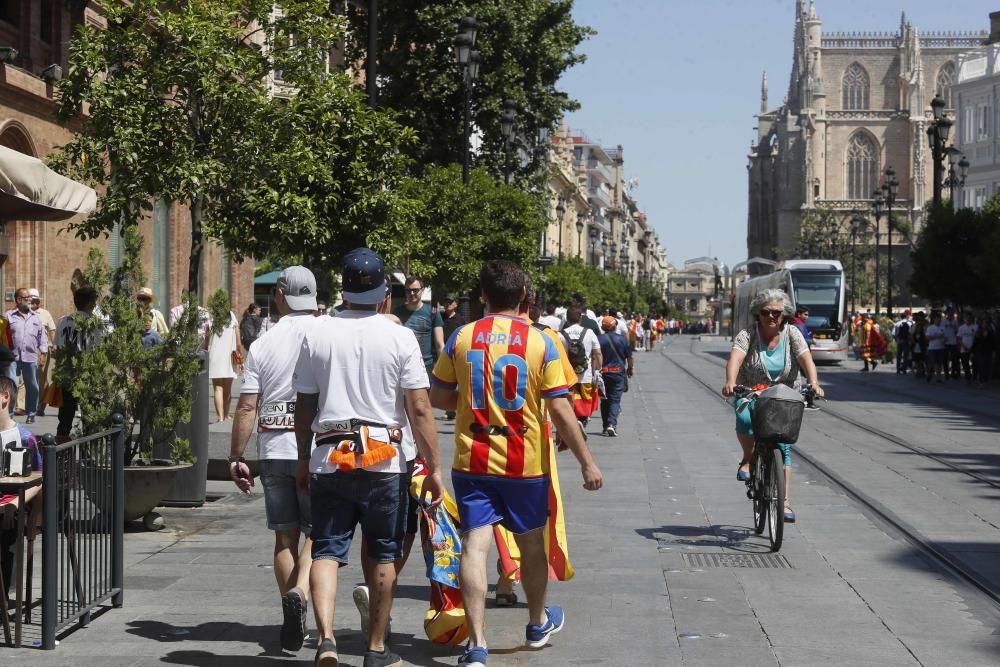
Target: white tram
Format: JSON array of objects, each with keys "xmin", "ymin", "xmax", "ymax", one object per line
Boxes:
[{"xmin": 733, "ymin": 259, "xmax": 848, "ymax": 363}]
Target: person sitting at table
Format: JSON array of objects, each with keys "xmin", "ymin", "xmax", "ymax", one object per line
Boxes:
[{"xmin": 0, "ymin": 374, "xmax": 42, "ymax": 602}]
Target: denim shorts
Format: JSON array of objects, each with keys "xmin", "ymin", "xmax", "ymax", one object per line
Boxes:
[
  {"xmin": 310, "ymin": 469, "xmax": 409, "ymax": 564},
  {"xmin": 452, "ymin": 471, "xmax": 550, "ymax": 534},
  {"xmin": 260, "ymin": 459, "xmax": 311, "ymax": 533}
]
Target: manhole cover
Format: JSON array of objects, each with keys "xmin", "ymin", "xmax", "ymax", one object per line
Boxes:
[{"xmin": 681, "ymin": 553, "xmax": 791, "ymax": 569}]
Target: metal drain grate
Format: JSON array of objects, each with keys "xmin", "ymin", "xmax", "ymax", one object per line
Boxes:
[{"xmin": 682, "ymin": 553, "xmax": 792, "ymax": 569}]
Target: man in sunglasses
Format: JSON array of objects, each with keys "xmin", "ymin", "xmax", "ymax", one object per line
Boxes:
[{"xmin": 393, "ymin": 276, "xmax": 444, "ymax": 378}]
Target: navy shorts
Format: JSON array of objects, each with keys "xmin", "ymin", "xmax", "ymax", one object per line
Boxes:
[
  {"xmin": 309, "ymin": 469, "xmax": 409, "ymax": 564},
  {"xmin": 452, "ymin": 471, "xmax": 550, "ymax": 534},
  {"xmin": 260, "ymin": 459, "xmax": 311, "ymax": 533}
]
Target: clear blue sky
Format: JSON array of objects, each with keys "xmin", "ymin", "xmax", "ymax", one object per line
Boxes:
[{"xmin": 559, "ymin": 0, "xmax": 997, "ymax": 269}]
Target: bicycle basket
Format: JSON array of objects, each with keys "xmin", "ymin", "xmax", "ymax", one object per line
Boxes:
[{"xmin": 751, "ymin": 384, "xmax": 805, "ymax": 443}]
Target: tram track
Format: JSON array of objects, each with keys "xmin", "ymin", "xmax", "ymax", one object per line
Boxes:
[{"xmin": 657, "ymin": 335, "xmax": 1000, "ymax": 609}]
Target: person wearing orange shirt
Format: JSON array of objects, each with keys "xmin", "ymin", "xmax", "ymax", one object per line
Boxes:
[{"xmin": 430, "ymin": 260, "xmax": 602, "ymax": 667}]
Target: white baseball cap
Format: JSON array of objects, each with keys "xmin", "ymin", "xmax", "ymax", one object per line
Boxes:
[
  {"xmin": 27, "ymin": 288, "xmax": 40, "ymax": 300},
  {"xmin": 276, "ymin": 266, "xmax": 318, "ymax": 311}
]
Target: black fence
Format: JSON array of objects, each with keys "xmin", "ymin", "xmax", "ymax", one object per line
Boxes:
[{"xmin": 40, "ymin": 416, "xmax": 125, "ymax": 650}]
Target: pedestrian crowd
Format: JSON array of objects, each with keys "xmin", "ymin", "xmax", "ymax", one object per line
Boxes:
[{"xmin": 850, "ymin": 308, "xmax": 998, "ymax": 387}]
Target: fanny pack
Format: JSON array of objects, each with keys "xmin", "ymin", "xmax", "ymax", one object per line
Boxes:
[
  {"xmin": 315, "ymin": 419, "xmax": 403, "ymax": 472},
  {"xmin": 258, "ymin": 400, "xmax": 295, "ymax": 432}
]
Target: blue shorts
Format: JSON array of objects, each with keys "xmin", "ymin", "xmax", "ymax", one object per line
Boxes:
[
  {"xmin": 309, "ymin": 469, "xmax": 409, "ymax": 564},
  {"xmin": 260, "ymin": 459, "xmax": 311, "ymax": 533},
  {"xmin": 734, "ymin": 398, "xmax": 792, "ymax": 468},
  {"xmin": 452, "ymin": 471, "xmax": 549, "ymax": 534}
]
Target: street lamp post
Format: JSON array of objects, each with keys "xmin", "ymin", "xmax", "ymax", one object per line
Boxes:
[
  {"xmin": 926, "ymin": 93, "xmax": 953, "ymax": 210},
  {"xmin": 619, "ymin": 246, "xmax": 628, "ymax": 275},
  {"xmin": 575, "ymin": 214, "xmax": 584, "ymax": 258},
  {"xmin": 944, "ymin": 148, "xmax": 970, "ymax": 206},
  {"xmin": 555, "ymin": 198, "xmax": 566, "ymax": 259},
  {"xmin": 869, "ymin": 188, "xmax": 884, "ymax": 316},
  {"xmin": 601, "ymin": 238, "xmax": 609, "ymax": 275},
  {"xmin": 500, "ymin": 98, "xmax": 517, "ymax": 185},
  {"xmin": 881, "ymin": 166, "xmax": 899, "ymax": 318},
  {"xmin": 849, "ymin": 209, "xmax": 867, "ymax": 315},
  {"xmin": 453, "ymin": 16, "xmax": 480, "ymax": 185},
  {"xmin": 588, "ymin": 227, "xmax": 598, "ymax": 267}
]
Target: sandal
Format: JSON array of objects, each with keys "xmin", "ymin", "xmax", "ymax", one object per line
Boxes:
[
  {"xmin": 315, "ymin": 637, "xmax": 338, "ymax": 666},
  {"xmin": 736, "ymin": 460, "xmax": 750, "ymax": 482},
  {"xmin": 783, "ymin": 503, "xmax": 796, "ymax": 523},
  {"xmin": 495, "ymin": 591, "xmax": 518, "ymax": 607}
]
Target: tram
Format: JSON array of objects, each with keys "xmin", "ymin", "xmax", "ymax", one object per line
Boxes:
[{"xmin": 733, "ymin": 259, "xmax": 848, "ymax": 363}]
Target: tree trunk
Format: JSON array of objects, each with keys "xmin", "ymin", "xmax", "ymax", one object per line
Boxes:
[{"xmin": 188, "ymin": 194, "xmax": 204, "ymax": 294}]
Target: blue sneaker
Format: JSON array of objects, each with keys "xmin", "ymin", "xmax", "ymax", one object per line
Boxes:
[
  {"xmin": 458, "ymin": 645, "xmax": 488, "ymax": 666},
  {"xmin": 525, "ymin": 605, "xmax": 565, "ymax": 648}
]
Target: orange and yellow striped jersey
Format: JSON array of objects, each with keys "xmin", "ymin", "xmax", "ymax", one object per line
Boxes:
[{"xmin": 432, "ymin": 315, "xmax": 569, "ymax": 478}]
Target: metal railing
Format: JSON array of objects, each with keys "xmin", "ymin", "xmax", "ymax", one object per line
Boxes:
[{"xmin": 40, "ymin": 416, "xmax": 125, "ymax": 650}]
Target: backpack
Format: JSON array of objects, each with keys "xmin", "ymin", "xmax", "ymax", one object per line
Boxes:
[
  {"xmin": 642, "ymin": 318, "xmax": 652, "ymax": 331},
  {"xmin": 896, "ymin": 321, "xmax": 910, "ymax": 341},
  {"xmin": 560, "ymin": 329, "xmax": 589, "ymax": 374},
  {"xmin": 239, "ymin": 315, "xmax": 262, "ymax": 350}
]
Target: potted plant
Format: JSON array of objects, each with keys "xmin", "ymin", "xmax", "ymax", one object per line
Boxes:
[{"xmin": 54, "ymin": 227, "xmax": 201, "ymax": 529}]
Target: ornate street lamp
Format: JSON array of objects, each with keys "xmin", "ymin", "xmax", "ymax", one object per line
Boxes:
[
  {"xmin": 869, "ymin": 188, "xmax": 884, "ymax": 316},
  {"xmin": 881, "ymin": 166, "xmax": 899, "ymax": 317},
  {"xmin": 453, "ymin": 16, "xmax": 480, "ymax": 185},
  {"xmin": 555, "ymin": 198, "xmax": 566, "ymax": 259},
  {"xmin": 500, "ymin": 98, "xmax": 517, "ymax": 184},
  {"xmin": 601, "ymin": 238, "xmax": 609, "ymax": 275},
  {"xmin": 575, "ymin": 213, "xmax": 585, "ymax": 258},
  {"xmin": 849, "ymin": 208, "xmax": 868, "ymax": 315},
  {"xmin": 926, "ymin": 93, "xmax": 953, "ymax": 209},
  {"xmin": 944, "ymin": 148, "xmax": 969, "ymax": 207}
]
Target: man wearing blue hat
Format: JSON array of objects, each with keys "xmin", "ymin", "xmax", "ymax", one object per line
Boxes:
[{"xmin": 294, "ymin": 247, "xmax": 444, "ymax": 667}]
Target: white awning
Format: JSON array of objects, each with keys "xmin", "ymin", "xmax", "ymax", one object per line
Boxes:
[{"xmin": 0, "ymin": 145, "xmax": 96, "ymax": 221}]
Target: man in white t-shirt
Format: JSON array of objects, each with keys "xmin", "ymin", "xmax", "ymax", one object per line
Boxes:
[
  {"xmin": 561, "ymin": 305, "xmax": 603, "ymax": 428},
  {"xmin": 229, "ymin": 265, "xmax": 317, "ymax": 653},
  {"xmin": 943, "ymin": 310, "xmax": 960, "ymax": 379},
  {"xmin": 293, "ymin": 248, "xmax": 443, "ymax": 667},
  {"xmin": 925, "ymin": 312, "xmax": 947, "ymax": 383},
  {"xmin": 538, "ymin": 302, "xmax": 562, "ymax": 331},
  {"xmin": 957, "ymin": 313, "xmax": 977, "ymax": 383}
]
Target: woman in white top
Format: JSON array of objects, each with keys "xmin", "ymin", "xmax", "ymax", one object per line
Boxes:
[{"xmin": 208, "ymin": 310, "xmax": 242, "ymax": 421}]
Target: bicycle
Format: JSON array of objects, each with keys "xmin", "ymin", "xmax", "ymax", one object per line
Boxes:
[{"xmin": 731, "ymin": 384, "xmax": 816, "ymax": 552}]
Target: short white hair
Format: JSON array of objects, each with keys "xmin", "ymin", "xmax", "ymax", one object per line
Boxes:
[{"xmin": 749, "ymin": 288, "xmax": 792, "ymax": 317}]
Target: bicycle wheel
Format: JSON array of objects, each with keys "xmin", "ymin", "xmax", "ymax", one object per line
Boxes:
[
  {"xmin": 751, "ymin": 449, "xmax": 766, "ymax": 534},
  {"xmin": 767, "ymin": 446, "xmax": 785, "ymax": 551}
]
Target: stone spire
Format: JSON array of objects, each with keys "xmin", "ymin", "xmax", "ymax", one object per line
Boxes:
[
  {"xmin": 808, "ymin": 0, "xmax": 817, "ymax": 19},
  {"xmin": 761, "ymin": 71, "xmax": 769, "ymax": 113}
]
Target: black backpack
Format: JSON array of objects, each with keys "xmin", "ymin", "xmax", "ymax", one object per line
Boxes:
[
  {"xmin": 560, "ymin": 329, "xmax": 589, "ymax": 374},
  {"xmin": 642, "ymin": 318, "xmax": 653, "ymax": 331},
  {"xmin": 896, "ymin": 321, "xmax": 910, "ymax": 341}
]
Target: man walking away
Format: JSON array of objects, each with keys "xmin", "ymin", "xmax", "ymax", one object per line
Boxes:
[
  {"xmin": 561, "ymin": 306, "xmax": 602, "ymax": 429},
  {"xmin": 893, "ymin": 309, "xmax": 913, "ymax": 374},
  {"xmin": 598, "ymin": 316, "xmax": 632, "ymax": 437},
  {"xmin": 295, "ymin": 248, "xmax": 443, "ymax": 667},
  {"xmin": 943, "ymin": 310, "xmax": 960, "ymax": 379},
  {"xmin": 958, "ymin": 314, "xmax": 977, "ymax": 384},
  {"xmin": 430, "ymin": 260, "xmax": 603, "ymax": 667},
  {"xmin": 54, "ymin": 287, "xmax": 102, "ymax": 441},
  {"xmin": 230, "ymin": 266, "xmax": 317, "ymax": 652},
  {"xmin": 538, "ymin": 302, "xmax": 562, "ymax": 331},
  {"xmin": 393, "ymin": 275, "xmax": 444, "ymax": 378},
  {"xmin": 28, "ymin": 289, "xmax": 56, "ymax": 416},
  {"xmin": 6, "ymin": 288, "xmax": 47, "ymax": 423}
]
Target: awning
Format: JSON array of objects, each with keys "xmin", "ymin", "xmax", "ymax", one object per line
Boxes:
[
  {"xmin": 0, "ymin": 145, "xmax": 97, "ymax": 221},
  {"xmin": 254, "ymin": 270, "xmax": 281, "ymax": 286}
]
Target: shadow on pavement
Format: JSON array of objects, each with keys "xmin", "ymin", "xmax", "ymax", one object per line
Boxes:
[
  {"xmin": 635, "ymin": 524, "xmax": 776, "ymax": 554},
  {"xmin": 127, "ymin": 620, "xmax": 289, "ymax": 657}
]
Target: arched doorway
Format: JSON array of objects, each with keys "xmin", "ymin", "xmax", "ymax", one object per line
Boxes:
[{"xmin": 0, "ymin": 121, "xmax": 39, "ymax": 306}]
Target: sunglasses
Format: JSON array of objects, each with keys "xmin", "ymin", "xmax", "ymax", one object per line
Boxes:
[
  {"xmin": 405, "ymin": 288, "xmax": 422, "ymax": 294},
  {"xmin": 759, "ymin": 309, "xmax": 784, "ymax": 319}
]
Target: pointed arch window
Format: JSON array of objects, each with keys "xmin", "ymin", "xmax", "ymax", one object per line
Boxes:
[
  {"xmin": 846, "ymin": 133, "xmax": 878, "ymax": 200},
  {"xmin": 936, "ymin": 61, "xmax": 956, "ymax": 108},
  {"xmin": 842, "ymin": 63, "xmax": 870, "ymax": 110}
]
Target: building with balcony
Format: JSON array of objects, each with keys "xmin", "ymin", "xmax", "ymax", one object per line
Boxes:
[
  {"xmin": 0, "ymin": 2, "xmax": 252, "ymax": 318},
  {"xmin": 953, "ymin": 13, "xmax": 1000, "ymax": 209},
  {"xmin": 746, "ymin": 0, "xmax": 985, "ymax": 296}
]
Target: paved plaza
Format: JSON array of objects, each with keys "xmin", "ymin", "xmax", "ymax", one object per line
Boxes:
[{"xmin": 2, "ymin": 336, "xmax": 1000, "ymax": 666}]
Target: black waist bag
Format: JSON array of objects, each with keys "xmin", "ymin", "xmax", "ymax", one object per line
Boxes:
[{"xmin": 751, "ymin": 384, "xmax": 805, "ymax": 444}]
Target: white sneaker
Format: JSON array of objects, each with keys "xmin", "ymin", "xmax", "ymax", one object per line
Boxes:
[{"xmin": 353, "ymin": 584, "xmax": 370, "ymax": 640}]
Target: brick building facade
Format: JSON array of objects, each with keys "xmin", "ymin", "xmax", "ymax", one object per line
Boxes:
[
  {"xmin": 747, "ymin": 1, "xmax": 985, "ymax": 289},
  {"xmin": 0, "ymin": 2, "xmax": 253, "ymax": 321}
]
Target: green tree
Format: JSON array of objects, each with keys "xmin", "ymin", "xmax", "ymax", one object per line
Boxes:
[
  {"xmin": 392, "ymin": 165, "xmax": 547, "ymax": 293},
  {"xmin": 53, "ymin": 0, "xmax": 413, "ymax": 289},
  {"xmin": 912, "ymin": 203, "xmax": 995, "ymax": 308},
  {"xmin": 345, "ymin": 0, "xmax": 593, "ymax": 181}
]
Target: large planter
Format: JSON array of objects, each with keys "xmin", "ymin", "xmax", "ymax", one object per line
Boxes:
[{"xmin": 81, "ymin": 461, "xmax": 193, "ymax": 527}]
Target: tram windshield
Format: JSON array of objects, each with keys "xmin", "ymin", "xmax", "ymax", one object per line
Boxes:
[{"xmin": 790, "ymin": 270, "xmax": 842, "ymax": 331}]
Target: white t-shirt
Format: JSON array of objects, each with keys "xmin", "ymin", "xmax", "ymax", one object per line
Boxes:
[
  {"xmin": 926, "ymin": 324, "xmax": 946, "ymax": 351},
  {"xmin": 943, "ymin": 319, "xmax": 958, "ymax": 346},
  {"xmin": 616, "ymin": 318, "xmax": 629, "ymax": 337},
  {"xmin": 560, "ymin": 323, "xmax": 601, "ymax": 383},
  {"xmin": 55, "ymin": 311, "xmax": 103, "ymax": 352},
  {"xmin": 240, "ymin": 312, "xmax": 315, "ymax": 460},
  {"xmin": 538, "ymin": 314, "xmax": 562, "ymax": 331},
  {"xmin": 293, "ymin": 310, "xmax": 426, "ymax": 474},
  {"xmin": 957, "ymin": 323, "xmax": 977, "ymax": 351}
]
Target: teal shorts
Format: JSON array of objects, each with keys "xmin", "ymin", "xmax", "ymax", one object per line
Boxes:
[{"xmin": 734, "ymin": 398, "xmax": 792, "ymax": 467}]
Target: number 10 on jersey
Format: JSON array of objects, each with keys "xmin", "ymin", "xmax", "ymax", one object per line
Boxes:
[{"xmin": 467, "ymin": 351, "xmax": 528, "ymax": 411}]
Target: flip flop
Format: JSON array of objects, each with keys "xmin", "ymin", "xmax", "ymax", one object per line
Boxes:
[{"xmin": 495, "ymin": 591, "xmax": 518, "ymax": 607}]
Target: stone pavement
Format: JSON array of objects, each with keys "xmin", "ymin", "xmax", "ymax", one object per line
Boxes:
[{"xmin": 2, "ymin": 339, "xmax": 999, "ymax": 665}]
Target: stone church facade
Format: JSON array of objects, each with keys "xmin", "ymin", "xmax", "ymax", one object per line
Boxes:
[{"xmin": 746, "ymin": 0, "xmax": 985, "ymax": 281}]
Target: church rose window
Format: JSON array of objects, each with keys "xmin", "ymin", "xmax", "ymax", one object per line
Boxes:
[
  {"xmin": 842, "ymin": 63, "xmax": 870, "ymax": 110},
  {"xmin": 846, "ymin": 133, "xmax": 878, "ymax": 200},
  {"xmin": 936, "ymin": 62, "xmax": 955, "ymax": 108}
]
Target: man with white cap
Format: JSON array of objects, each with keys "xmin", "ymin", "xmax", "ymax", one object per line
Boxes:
[
  {"xmin": 229, "ymin": 266, "xmax": 317, "ymax": 652},
  {"xmin": 294, "ymin": 247, "xmax": 443, "ymax": 667},
  {"xmin": 136, "ymin": 287, "xmax": 169, "ymax": 337},
  {"xmin": 28, "ymin": 288, "xmax": 55, "ymax": 415}
]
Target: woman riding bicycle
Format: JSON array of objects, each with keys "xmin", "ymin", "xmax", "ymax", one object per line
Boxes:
[{"xmin": 721, "ymin": 288, "xmax": 824, "ymax": 523}]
